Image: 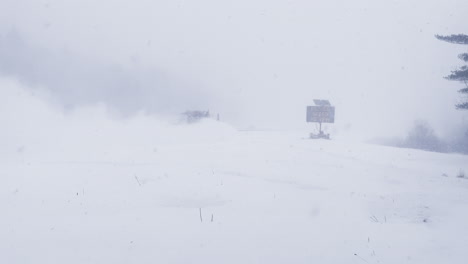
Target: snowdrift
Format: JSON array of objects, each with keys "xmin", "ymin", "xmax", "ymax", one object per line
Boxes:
[{"xmin": 1, "ymin": 78, "xmax": 468, "ymax": 264}]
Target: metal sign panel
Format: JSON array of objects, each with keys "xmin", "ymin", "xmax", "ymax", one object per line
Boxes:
[
  {"xmin": 306, "ymin": 105, "xmax": 335, "ymax": 123},
  {"xmin": 313, "ymin": 99, "xmax": 331, "ymax": 106}
]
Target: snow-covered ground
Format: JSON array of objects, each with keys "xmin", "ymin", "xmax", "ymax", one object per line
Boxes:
[
  {"xmin": 2, "ymin": 122, "xmax": 468, "ymax": 264},
  {"xmin": 1, "ymin": 80, "xmax": 468, "ymax": 263}
]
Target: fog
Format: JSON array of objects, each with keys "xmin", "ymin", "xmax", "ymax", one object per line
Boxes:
[
  {"xmin": 1, "ymin": 0, "xmax": 467, "ymax": 140},
  {"xmin": 3, "ymin": 2, "xmax": 468, "ymax": 263},
  {"xmin": 0, "ymin": 78, "xmax": 237, "ymax": 163}
]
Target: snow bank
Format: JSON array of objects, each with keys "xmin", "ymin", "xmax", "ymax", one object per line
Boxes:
[
  {"xmin": 1, "ymin": 77, "xmax": 468, "ymax": 264},
  {"xmin": 0, "ymin": 77, "xmax": 236, "ymax": 163}
]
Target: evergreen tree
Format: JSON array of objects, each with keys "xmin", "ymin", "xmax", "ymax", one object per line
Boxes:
[{"xmin": 436, "ymin": 34, "xmax": 468, "ymax": 110}]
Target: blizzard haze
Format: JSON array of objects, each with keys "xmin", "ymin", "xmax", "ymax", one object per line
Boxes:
[
  {"xmin": 1, "ymin": 0, "xmax": 468, "ymax": 138},
  {"xmin": 2, "ymin": 1, "xmax": 468, "ymax": 264}
]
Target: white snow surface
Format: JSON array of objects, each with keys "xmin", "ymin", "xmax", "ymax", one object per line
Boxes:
[
  {"xmin": 1, "ymin": 80, "xmax": 468, "ymax": 263},
  {"xmin": 2, "ymin": 129, "xmax": 468, "ymax": 264}
]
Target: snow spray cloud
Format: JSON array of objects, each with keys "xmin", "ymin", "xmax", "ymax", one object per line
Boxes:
[
  {"xmin": 0, "ymin": 77, "xmax": 235, "ymax": 163},
  {"xmin": 0, "ymin": 30, "xmax": 210, "ymax": 116},
  {"xmin": 0, "ymin": 0, "xmax": 467, "ymax": 139}
]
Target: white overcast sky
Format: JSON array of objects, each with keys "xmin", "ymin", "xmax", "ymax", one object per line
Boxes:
[{"xmin": 0, "ymin": 0, "xmax": 467, "ymax": 139}]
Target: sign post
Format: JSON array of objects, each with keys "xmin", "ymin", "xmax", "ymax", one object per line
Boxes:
[{"xmin": 306, "ymin": 99, "xmax": 335, "ymax": 139}]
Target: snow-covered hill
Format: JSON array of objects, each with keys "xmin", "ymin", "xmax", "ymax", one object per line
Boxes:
[{"xmin": 2, "ymin": 124, "xmax": 468, "ymax": 264}]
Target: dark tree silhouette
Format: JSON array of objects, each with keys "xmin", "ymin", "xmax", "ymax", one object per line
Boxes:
[
  {"xmin": 436, "ymin": 34, "xmax": 468, "ymax": 110},
  {"xmin": 404, "ymin": 120, "xmax": 444, "ymax": 152}
]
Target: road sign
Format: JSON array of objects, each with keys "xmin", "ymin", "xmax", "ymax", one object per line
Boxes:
[{"xmin": 306, "ymin": 100, "xmax": 335, "ymax": 123}]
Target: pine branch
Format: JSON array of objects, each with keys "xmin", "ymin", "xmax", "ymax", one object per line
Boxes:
[
  {"xmin": 458, "ymin": 53, "xmax": 468, "ymax": 62},
  {"xmin": 436, "ymin": 34, "xmax": 468, "ymax": 45},
  {"xmin": 459, "ymin": 87, "xmax": 468, "ymax": 94},
  {"xmin": 445, "ymin": 66, "xmax": 468, "ymax": 81},
  {"xmin": 455, "ymin": 102, "xmax": 468, "ymax": 110}
]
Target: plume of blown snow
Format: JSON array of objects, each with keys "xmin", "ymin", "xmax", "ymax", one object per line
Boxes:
[{"xmin": 0, "ymin": 77, "xmax": 236, "ymax": 163}]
